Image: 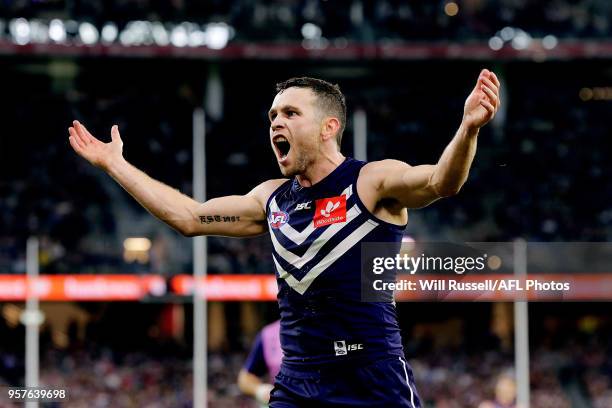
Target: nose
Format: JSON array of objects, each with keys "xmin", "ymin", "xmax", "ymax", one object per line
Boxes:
[{"xmin": 270, "ymin": 117, "xmax": 285, "ymax": 132}]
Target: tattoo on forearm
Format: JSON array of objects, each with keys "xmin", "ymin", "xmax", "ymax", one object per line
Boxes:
[{"xmin": 199, "ymin": 215, "xmax": 241, "ymax": 224}]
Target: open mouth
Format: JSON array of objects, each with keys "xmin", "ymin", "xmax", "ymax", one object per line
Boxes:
[{"xmin": 273, "ymin": 135, "xmax": 291, "ymax": 161}]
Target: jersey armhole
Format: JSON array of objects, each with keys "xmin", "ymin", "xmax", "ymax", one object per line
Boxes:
[
  {"xmin": 353, "ymin": 166, "xmax": 408, "ymax": 231},
  {"xmin": 264, "ymin": 179, "xmax": 292, "ymax": 218}
]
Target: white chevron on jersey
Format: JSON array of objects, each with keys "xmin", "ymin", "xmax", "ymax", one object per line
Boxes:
[
  {"xmin": 269, "ymin": 185, "xmax": 353, "ymax": 245},
  {"xmin": 270, "ymin": 204, "xmax": 362, "ymax": 269},
  {"xmin": 272, "ymin": 218, "xmax": 378, "ymax": 295}
]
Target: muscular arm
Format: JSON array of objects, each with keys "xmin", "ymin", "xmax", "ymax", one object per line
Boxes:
[
  {"xmin": 106, "ymin": 157, "xmax": 283, "ymax": 237},
  {"xmin": 363, "ymin": 123, "xmax": 479, "ymax": 209},
  {"xmin": 68, "ymin": 120, "xmax": 286, "ymax": 237},
  {"xmin": 362, "ymin": 69, "xmax": 500, "ymax": 209}
]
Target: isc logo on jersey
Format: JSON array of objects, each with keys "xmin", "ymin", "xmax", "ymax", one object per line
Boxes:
[
  {"xmin": 269, "ymin": 211, "xmax": 289, "ymax": 229},
  {"xmin": 334, "ymin": 340, "xmax": 364, "ymax": 356},
  {"xmin": 313, "ymin": 195, "xmax": 347, "ymax": 228}
]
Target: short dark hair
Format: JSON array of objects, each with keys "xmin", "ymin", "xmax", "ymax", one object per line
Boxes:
[{"xmin": 275, "ymin": 77, "xmax": 347, "ymax": 148}]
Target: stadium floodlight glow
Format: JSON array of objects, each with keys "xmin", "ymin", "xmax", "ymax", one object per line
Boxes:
[
  {"xmin": 500, "ymin": 26, "xmax": 515, "ymax": 41},
  {"xmin": 119, "ymin": 29, "xmax": 134, "ymax": 46},
  {"xmin": 170, "ymin": 24, "xmax": 189, "ymax": 47},
  {"xmin": 127, "ymin": 20, "xmax": 152, "ymax": 46},
  {"xmin": 542, "ymin": 34, "xmax": 558, "ymax": 50},
  {"xmin": 29, "ymin": 20, "xmax": 49, "ymax": 43},
  {"xmin": 123, "ymin": 21, "xmax": 138, "ymax": 45},
  {"xmin": 511, "ymin": 30, "xmax": 531, "ymax": 50},
  {"xmin": 101, "ymin": 23, "xmax": 118, "ymax": 44},
  {"xmin": 9, "ymin": 18, "xmax": 31, "ymax": 45},
  {"xmin": 151, "ymin": 22, "xmax": 170, "ymax": 46},
  {"xmin": 488, "ymin": 36, "xmax": 503, "ymax": 51},
  {"xmin": 2, "ymin": 18, "xmax": 237, "ymax": 49},
  {"xmin": 444, "ymin": 2, "xmax": 459, "ymax": 17},
  {"xmin": 143, "ymin": 21, "xmax": 155, "ymax": 46},
  {"xmin": 188, "ymin": 29, "xmax": 207, "ymax": 47},
  {"xmin": 49, "ymin": 19, "xmax": 67, "ymax": 43},
  {"xmin": 301, "ymin": 22, "xmax": 322, "ymax": 40},
  {"xmin": 119, "ymin": 21, "xmax": 146, "ymax": 46},
  {"xmin": 78, "ymin": 22, "xmax": 99, "ymax": 45},
  {"xmin": 206, "ymin": 23, "xmax": 230, "ymax": 50}
]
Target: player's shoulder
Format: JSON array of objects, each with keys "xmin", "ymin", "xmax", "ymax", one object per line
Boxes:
[
  {"xmin": 359, "ymin": 159, "xmax": 412, "ymax": 187},
  {"xmin": 247, "ymin": 178, "xmax": 290, "ymax": 206},
  {"xmin": 260, "ymin": 178, "xmax": 291, "ymax": 194},
  {"xmin": 362, "ymin": 159, "xmax": 412, "ymax": 173}
]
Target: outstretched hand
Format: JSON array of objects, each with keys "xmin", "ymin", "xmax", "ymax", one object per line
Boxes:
[
  {"xmin": 68, "ymin": 120, "xmax": 123, "ymax": 171},
  {"xmin": 462, "ymin": 69, "xmax": 501, "ymax": 131}
]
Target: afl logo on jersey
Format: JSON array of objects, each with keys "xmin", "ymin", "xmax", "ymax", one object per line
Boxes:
[{"xmin": 269, "ymin": 211, "xmax": 290, "ymax": 229}]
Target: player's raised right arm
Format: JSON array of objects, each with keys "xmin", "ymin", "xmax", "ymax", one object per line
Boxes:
[{"xmin": 68, "ymin": 120, "xmax": 284, "ymax": 237}]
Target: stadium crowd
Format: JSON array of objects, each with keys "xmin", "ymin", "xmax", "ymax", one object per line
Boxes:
[
  {"xmin": 0, "ymin": 329, "xmax": 609, "ymax": 407},
  {"xmin": 0, "ymin": 304, "xmax": 608, "ymax": 407},
  {"xmin": 0, "ymin": 0, "xmax": 610, "ymax": 41}
]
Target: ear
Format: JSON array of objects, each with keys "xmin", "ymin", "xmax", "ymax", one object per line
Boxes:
[{"xmin": 320, "ymin": 117, "xmax": 341, "ymax": 143}]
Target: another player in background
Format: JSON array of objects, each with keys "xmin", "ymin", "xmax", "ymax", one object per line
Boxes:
[
  {"xmin": 479, "ymin": 374, "xmax": 517, "ymax": 408},
  {"xmin": 238, "ymin": 320, "xmax": 282, "ymax": 407}
]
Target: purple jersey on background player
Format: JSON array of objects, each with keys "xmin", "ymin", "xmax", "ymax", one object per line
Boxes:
[{"xmin": 244, "ymin": 320, "xmax": 282, "ymax": 382}]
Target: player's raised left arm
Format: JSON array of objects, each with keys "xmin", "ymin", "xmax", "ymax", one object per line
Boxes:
[{"xmin": 364, "ymin": 69, "xmax": 500, "ymax": 209}]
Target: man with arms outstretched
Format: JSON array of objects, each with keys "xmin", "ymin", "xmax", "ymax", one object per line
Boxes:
[{"xmin": 69, "ymin": 70, "xmax": 500, "ymax": 407}]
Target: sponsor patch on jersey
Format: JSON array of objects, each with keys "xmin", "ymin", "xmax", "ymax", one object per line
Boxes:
[
  {"xmin": 334, "ymin": 340, "xmax": 363, "ymax": 356},
  {"xmin": 269, "ymin": 211, "xmax": 290, "ymax": 229},
  {"xmin": 314, "ymin": 195, "xmax": 347, "ymax": 228}
]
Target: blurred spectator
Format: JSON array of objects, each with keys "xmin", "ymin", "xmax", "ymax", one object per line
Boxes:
[{"xmin": 478, "ymin": 373, "xmax": 516, "ymax": 408}]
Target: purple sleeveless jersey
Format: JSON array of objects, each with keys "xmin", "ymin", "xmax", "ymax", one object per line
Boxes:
[{"xmin": 266, "ymin": 158, "xmax": 406, "ymax": 366}]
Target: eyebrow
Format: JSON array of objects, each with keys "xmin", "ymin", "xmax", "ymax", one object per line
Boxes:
[{"xmin": 268, "ymin": 105, "xmax": 302, "ymax": 119}]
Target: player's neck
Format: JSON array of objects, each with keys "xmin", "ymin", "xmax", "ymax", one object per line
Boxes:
[{"xmin": 296, "ymin": 152, "xmax": 345, "ymax": 187}]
